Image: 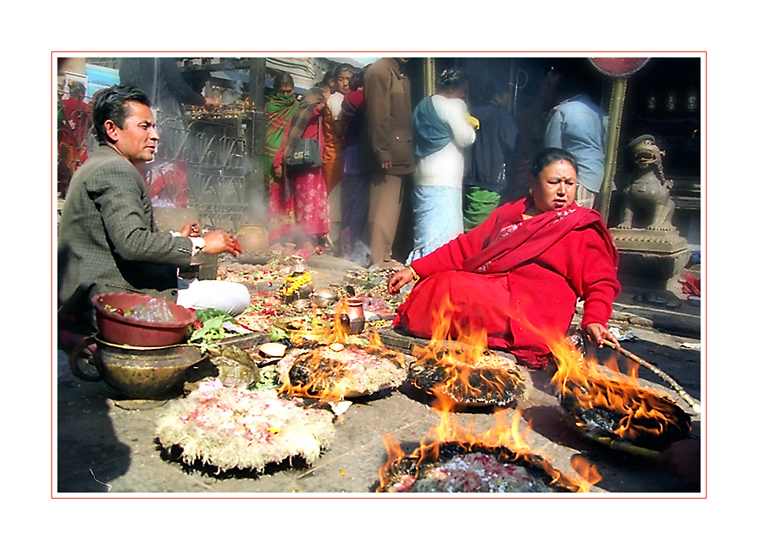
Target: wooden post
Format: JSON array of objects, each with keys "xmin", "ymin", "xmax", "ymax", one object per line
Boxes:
[
  {"xmin": 423, "ymin": 58, "xmax": 436, "ymax": 97},
  {"xmin": 247, "ymin": 57, "xmax": 267, "ymax": 203}
]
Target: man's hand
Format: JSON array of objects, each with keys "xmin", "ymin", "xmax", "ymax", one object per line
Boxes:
[
  {"xmin": 179, "ymin": 222, "xmax": 201, "ymax": 238},
  {"xmin": 381, "ymin": 160, "xmax": 393, "ymax": 170},
  {"xmin": 202, "ymin": 230, "xmax": 242, "ymax": 256}
]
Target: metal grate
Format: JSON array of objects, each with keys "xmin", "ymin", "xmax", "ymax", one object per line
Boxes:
[{"xmin": 143, "ymin": 113, "xmax": 257, "ymax": 233}]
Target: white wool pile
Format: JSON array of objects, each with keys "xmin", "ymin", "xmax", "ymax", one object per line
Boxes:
[
  {"xmin": 156, "ymin": 381, "xmax": 336, "ymax": 472},
  {"xmin": 277, "ymin": 345, "xmax": 409, "ymax": 399}
]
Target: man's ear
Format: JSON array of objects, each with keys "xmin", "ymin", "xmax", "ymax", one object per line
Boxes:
[{"xmin": 103, "ymin": 119, "xmax": 119, "ymax": 142}]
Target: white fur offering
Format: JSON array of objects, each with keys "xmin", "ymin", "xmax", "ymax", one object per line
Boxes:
[
  {"xmin": 277, "ymin": 344, "xmax": 409, "ymax": 400},
  {"xmin": 156, "ymin": 381, "xmax": 336, "ymax": 472}
]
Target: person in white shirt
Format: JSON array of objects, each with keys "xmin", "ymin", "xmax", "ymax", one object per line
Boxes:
[{"xmin": 407, "ymin": 68, "xmax": 477, "ymax": 262}]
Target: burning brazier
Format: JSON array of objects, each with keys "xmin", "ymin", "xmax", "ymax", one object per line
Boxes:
[{"xmin": 609, "ymin": 135, "xmax": 690, "ymax": 300}]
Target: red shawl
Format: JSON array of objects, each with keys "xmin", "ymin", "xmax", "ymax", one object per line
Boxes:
[{"xmin": 396, "ymin": 197, "xmax": 620, "ymax": 367}]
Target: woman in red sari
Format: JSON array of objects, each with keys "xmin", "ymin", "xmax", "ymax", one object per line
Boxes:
[
  {"xmin": 276, "ymin": 86, "xmax": 331, "ymax": 248},
  {"xmin": 388, "ymin": 148, "xmax": 621, "ymax": 368}
]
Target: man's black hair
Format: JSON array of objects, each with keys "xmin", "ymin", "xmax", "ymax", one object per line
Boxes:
[{"xmin": 92, "ymin": 84, "xmax": 151, "ymax": 145}]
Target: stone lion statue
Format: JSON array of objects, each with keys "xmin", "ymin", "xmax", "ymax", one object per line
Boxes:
[{"xmin": 617, "ymin": 134, "xmax": 676, "ymax": 230}]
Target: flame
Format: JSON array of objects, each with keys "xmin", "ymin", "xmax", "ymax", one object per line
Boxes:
[
  {"xmin": 377, "ymin": 404, "xmax": 596, "ymax": 492},
  {"xmin": 410, "ymin": 292, "xmax": 488, "ymax": 382},
  {"xmin": 324, "ymin": 299, "xmax": 350, "ymax": 345},
  {"xmin": 571, "ymin": 455, "xmax": 603, "ymax": 490},
  {"xmin": 410, "ymin": 293, "xmax": 523, "ymax": 408},
  {"xmin": 278, "ymin": 304, "xmax": 403, "ymax": 404},
  {"xmin": 547, "ymin": 332, "xmax": 688, "ymax": 446},
  {"xmin": 376, "ymin": 296, "xmax": 597, "ymax": 493}
]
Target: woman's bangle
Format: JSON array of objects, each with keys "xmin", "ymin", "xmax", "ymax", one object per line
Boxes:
[{"xmin": 408, "ymin": 266, "xmax": 420, "ymax": 282}]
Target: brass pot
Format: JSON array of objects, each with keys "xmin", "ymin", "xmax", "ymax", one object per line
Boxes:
[{"xmin": 69, "ymin": 335, "xmax": 205, "ymax": 399}]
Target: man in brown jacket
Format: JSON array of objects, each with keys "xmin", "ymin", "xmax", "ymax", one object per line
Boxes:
[{"xmin": 360, "ymin": 58, "xmax": 415, "ymax": 268}]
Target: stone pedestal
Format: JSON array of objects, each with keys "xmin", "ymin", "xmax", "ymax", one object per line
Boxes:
[{"xmin": 610, "ymin": 228, "xmax": 690, "ymax": 292}]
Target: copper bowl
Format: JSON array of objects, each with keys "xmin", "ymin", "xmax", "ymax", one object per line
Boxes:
[{"xmin": 92, "ymin": 293, "xmax": 196, "ymax": 347}]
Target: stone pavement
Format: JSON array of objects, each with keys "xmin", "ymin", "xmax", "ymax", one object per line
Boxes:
[{"xmin": 55, "ymin": 252, "xmax": 702, "ymax": 495}]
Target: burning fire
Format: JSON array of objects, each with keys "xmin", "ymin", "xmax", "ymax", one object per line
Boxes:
[
  {"xmin": 377, "ymin": 295, "xmax": 597, "ymax": 493},
  {"xmin": 409, "ymin": 294, "xmax": 525, "ymax": 408},
  {"xmin": 277, "ymin": 302, "xmax": 404, "ymax": 404},
  {"xmin": 377, "ymin": 392, "xmax": 599, "ymax": 492},
  {"xmin": 547, "ymin": 332, "xmax": 690, "ymax": 450}
]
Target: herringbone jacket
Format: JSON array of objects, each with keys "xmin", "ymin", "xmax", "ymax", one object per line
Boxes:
[{"xmin": 58, "ymin": 145, "xmax": 194, "ymax": 331}]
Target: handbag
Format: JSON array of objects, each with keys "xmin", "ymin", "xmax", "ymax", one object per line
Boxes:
[{"xmin": 286, "ymin": 116, "xmax": 322, "ymax": 171}]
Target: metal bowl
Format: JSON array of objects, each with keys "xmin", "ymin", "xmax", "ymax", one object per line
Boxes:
[
  {"xmin": 311, "ymin": 288, "xmax": 338, "ymax": 308},
  {"xmin": 69, "ymin": 335, "xmax": 205, "ymax": 399}
]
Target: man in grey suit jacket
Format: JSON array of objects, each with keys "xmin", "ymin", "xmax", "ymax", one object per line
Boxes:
[{"xmin": 58, "ymin": 85, "xmax": 247, "ymax": 334}]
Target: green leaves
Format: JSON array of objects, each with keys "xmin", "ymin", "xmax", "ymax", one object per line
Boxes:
[{"xmin": 189, "ymin": 308, "xmax": 237, "ymax": 351}]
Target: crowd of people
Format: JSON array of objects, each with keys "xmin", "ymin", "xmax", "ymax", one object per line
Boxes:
[
  {"xmin": 263, "ymin": 59, "xmax": 607, "ymax": 269},
  {"xmin": 56, "ymin": 58, "xmax": 699, "ymax": 487},
  {"xmin": 58, "ymin": 57, "xmax": 616, "ymax": 365},
  {"xmin": 260, "ymin": 58, "xmax": 617, "ymax": 367},
  {"xmin": 264, "ymin": 58, "xmax": 415, "ymax": 267}
]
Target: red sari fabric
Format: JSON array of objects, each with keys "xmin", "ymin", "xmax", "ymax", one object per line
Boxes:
[
  {"xmin": 266, "ymin": 96, "xmax": 298, "ymax": 241},
  {"xmin": 291, "ymin": 107, "xmax": 329, "ymax": 236},
  {"xmin": 394, "ymin": 197, "xmax": 620, "ymax": 367}
]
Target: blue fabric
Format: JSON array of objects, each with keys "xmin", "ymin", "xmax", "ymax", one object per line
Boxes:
[
  {"xmin": 544, "ymin": 94, "xmax": 607, "ymax": 193},
  {"xmin": 413, "ymin": 96, "xmax": 452, "ymax": 157},
  {"xmin": 406, "ymin": 185, "xmax": 464, "ymax": 263}
]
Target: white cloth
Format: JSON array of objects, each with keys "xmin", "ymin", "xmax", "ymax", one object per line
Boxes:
[
  {"xmin": 327, "ymin": 91, "xmax": 344, "ymax": 120},
  {"xmin": 406, "ymin": 185, "xmax": 464, "ymax": 263},
  {"xmin": 414, "ymin": 95, "xmax": 476, "ymax": 189},
  {"xmin": 176, "ymin": 279, "xmax": 250, "ymax": 316}
]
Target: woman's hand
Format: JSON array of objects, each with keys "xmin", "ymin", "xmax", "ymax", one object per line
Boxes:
[
  {"xmin": 584, "ymin": 323, "xmax": 619, "ymax": 348},
  {"xmin": 388, "ymin": 267, "xmax": 414, "ymax": 294},
  {"xmin": 202, "ymin": 230, "xmax": 243, "ymax": 256},
  {"xmin": 655, "ymin": 438, "xmax": 701, "ymax": 487},
  {"xmin": 179, "ymin": 222, "xmax": 201, "ymax": 238},
  {"xmin": 274, "ymin": 165, "xmax": 283, "ymax": 179}
]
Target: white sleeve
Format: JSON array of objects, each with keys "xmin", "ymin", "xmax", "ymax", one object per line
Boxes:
[{"xmin": 435, "ymin": 96, "xmax": 476, "ymax": 149}]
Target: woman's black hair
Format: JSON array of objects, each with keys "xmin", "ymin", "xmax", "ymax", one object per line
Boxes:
[
  {"xmin": 349, "ymin": 69, "xmax": 364, "ymax": 91},
  {"xmin": 472, "ymin": 76, "xmax": 510, "ymax": 105},
  {"xmin": 436, "ymin": 67, "xmax": 468, "ymax": 93},
  {"xmin": 273, "ymin": 72, "xmax": 295, "ymax": 92},
  {"xmin": 530, "ymin": 148, "xmax": 579, "ymax": 178},
  {"xmin": 92, "ymin": 84, "xmax": 151, "ymax": 145}
]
